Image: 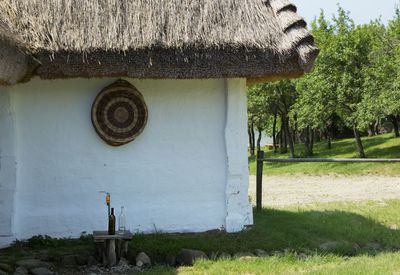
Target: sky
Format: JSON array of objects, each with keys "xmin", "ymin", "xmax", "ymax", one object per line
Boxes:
[{"xmin": 292, "ymin": 0, "xmax": 399, "ymax": 25}]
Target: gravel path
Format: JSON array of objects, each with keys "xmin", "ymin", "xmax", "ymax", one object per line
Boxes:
[{"xmin": 249, "ymin": 175, "xmax": 400, "ymax": 207}]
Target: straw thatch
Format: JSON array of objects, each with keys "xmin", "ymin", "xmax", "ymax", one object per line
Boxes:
[
  {"xmin": 0, "ymin": 22, "xmax": 38, "ymax": 85},
  {"xmin": 0, "ymin": 0, "xmax": 319, "ymax": 84}
]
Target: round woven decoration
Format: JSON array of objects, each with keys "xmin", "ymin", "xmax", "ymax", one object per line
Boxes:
[{"xmin": 91, "ymin": 80, "xmax": 148, "ymax": 146}]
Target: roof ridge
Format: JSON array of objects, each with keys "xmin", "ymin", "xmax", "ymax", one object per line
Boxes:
[{"xmin": 269, "ymin": 0, "xmax": 319, "ymax": 72}]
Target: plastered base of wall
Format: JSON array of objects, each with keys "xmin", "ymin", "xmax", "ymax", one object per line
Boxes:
[{"xmin": 0, "ymin": 77, "xmax": 252, "ymax": 246}]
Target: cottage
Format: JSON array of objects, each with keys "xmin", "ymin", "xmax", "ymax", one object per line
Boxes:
[{"xmin": 0, "ymin": 0, "xmax": 318, "ymax": 246}]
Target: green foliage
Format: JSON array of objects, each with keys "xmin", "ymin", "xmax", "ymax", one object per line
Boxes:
[
  {"xmin": 248, "ymin": 6, "xmax": 400, "ymax": 159},
  {"xmin": 11, "ymin": 233, "xmax": 94, "ymax": 249}
]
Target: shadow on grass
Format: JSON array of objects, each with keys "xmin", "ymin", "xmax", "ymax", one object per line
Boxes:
[
  {"xmin": 366, "ymin": 145, "xmax": 400, "ymax": 159},
  {"xmin": 2, "ymin": 206, "xmax": 399, "ymax": 274},
  {"xmin": 131, "ymin": 207, "xmax": 400, "ymax": 263}
]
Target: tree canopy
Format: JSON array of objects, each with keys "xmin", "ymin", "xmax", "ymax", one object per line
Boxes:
[{"xmin": 248, "ymin": 6, "xmax": 400, "ymax": 158}]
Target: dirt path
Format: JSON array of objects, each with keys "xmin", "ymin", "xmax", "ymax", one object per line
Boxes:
[{"xmin": 249, "ymin": 175, "xmax": 400, "ymax": 207}]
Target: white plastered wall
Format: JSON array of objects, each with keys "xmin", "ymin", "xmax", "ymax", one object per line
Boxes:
[
  {"xmin": 0, "ymin": 86, "xmax": 17, "ymax": 242},
  {"xmin": 0, "ymin": 77, "xmax": 252, "ymax": 246}
]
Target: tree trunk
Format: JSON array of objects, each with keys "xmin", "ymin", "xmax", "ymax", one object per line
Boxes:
[
  {"xmin": 293, "ymin": 115, "xmax": 299, "ymax": 144},
  {"xmin": 327, "ymin": 135, "xmax": 332, "ymax": 149},
  {"xmin": 248, "ymin": 124, "xmax": 255, "ymax": 157},
  {"xmin": 280, "ymin": 119, "xmax": 288, "ymax": 154},
  {"xmin": 256, "ymin": 128, "xmax": 262, "ymax": 152},
  {"xmin": 367, "ymin": 123, "xmax": 374, "ymax": 136},
  {"xmin": 284, "ymin": 117, "xmax": 295, "ymax": 158},
  {"xmin": 310, "ymin": 128, "xmax": 314, "ymax": 154},
  {"xmin": 282, "ymin": 116, "xmax": 294, "ymax": 158},
  {"xmin": 303, "ymin": 127, "xmax": 313, "ymax": 157},
  {"xmin": 272, "ymin": 113, "xmax": 278, "ymax": 153},
  {"xmin": 353, "ymin": 123, "xmax": 366, "ymax": 158},
  {"xmin": 314, "ymin": 129, "xmax": 321, "ymax": 142},
  {"xmin": 390, "ymin": 115, "xmax": 400, "ymax": 137},
  {"xmin": 248, "ymin": 127, "xmax": 252, "ymax": 152},
  {"xmin": 374, "ymin": 119, "xmax": 380, "ymax": 135},
  {"xmin": 251, "ymin": 123, "xmax": 255, "ymax": 154}
]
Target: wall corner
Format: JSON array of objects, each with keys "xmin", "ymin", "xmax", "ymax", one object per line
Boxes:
[
  {"xmin": 0, "ymin": 87, "xmax": 17, "ymax": 240},
  {"xmin": 224, "ymin": 78, "xmax": 253, "ymax": 232}
]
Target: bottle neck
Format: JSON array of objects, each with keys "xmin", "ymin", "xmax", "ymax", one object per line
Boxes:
[{"xmin": 111, "ymin": 208, "xmax": 114, "ymax": 215}]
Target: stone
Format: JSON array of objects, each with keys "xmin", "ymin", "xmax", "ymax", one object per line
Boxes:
[
  {"xmin": 176, "ymin": 249, "xmax": 208, "ymax": 266},
  {"xmin": 126, "ymin": 249, "xmax": 137, "ymax": 265},
  {"xmin": 36, "ymin": 250, "xmax": 50, "ymax": 262},
  {"xmin": 110, "ymin": 258, "xmax": 132, "ymax": 273},
  {"xmin": 298, "ymin": 253, "xmax": 307, "ymax": 259},
  {"xmin": 16, "ymin": 259, "xmax": 45, "ymax": 270},
  {"xmin": 30, "ymin": 267, "xmax": 55, "ymax": 275},
  {"xmin": 366, "ymin": 242, "xmax": 382, "ymax": 250},
  {"xmin": 87, "ymin": 256, "xmax": 98, "ymax": 267},
  {"xmin": 233, "ymin": 252, "xmax": 255, "ymax": 259},
  {"xmin": 283, "ymin": 248, "xmax": 292, "ymax": 254},
  {"xmin": 0, "ymin": 263, "xmax": 13, "ymax": 273},
  {"xmin": 301, "ymin": 248, "xmax": 314, "ymax": 255},
  {"xmin": 60, "ymin": 255, "xmax": 77, "ymax": 267},
  {"xmin": 165, "ymin": 254, "xmax": 176, "ymax": 266},
  {"xmin": 75, "ymin": 254, "xmax": 89, "ymax": 266},
  {"xmin": 218, "ymin": 252, "xmax": 231, "ymax": 259},
  {"xmin": 319, "ymin": 241, "xmax": 340, "ymax": 251},
  {"xmin": 13, "ymin": 267, "xmax": 28, "ymax": 275},
  {"xmin": 208, "ymin": 252, "xmax": 218, "ymax": 260},
  {"xmin": 135, "ymin": 252, "xmax": 151, "ymax": 268},
  {"xmin": 254, "ymin": 249, "xmax": 268, "ymax": 257}
]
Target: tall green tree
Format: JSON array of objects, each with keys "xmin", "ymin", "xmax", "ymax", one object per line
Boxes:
[{"xmin": 294, "ymin": 11, "xmax": 337, "ymax": 156}]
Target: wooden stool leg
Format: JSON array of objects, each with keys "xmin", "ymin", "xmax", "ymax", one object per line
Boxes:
[
  {"xmin": 107, "ymin": 239, "xmax": 117, "ymax": 267},
  {"xmin": 123, "ymin": 241, "xmax": 129, "ymax": 256}
]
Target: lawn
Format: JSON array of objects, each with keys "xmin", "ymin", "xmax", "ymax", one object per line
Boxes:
[
  {"xmin": 147, "ymin": 253, "xmax": 400, "ymax": 274},
  {"xmin": 248, "ymin": 133, "xmax": 400, "ymax": 176},
  {"xmin": 134, "ymin": 200, "xmax": 400, "ymax": 274},
  {"xmin": 2, "ymin": 200, "xmax": 400, "ymax": 274}
]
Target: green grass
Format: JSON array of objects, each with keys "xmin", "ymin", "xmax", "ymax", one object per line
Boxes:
[
  {"xmin": 135, "ymin": 200, "xmax": 400, "ymax": 274},
  {"xmin": 149, "ymin": 253, "xmax": 400, "ymax": 274},
  {"xmin": 3, "ymin": 200, "xmax": 400, "ymax": 274},
  {"xmin": 132, "ymin": 200, "xmax": 400, "ymax": 258},
  {"xmin": 248, "ymin": 133, "xmax": 400, "ymax": 176}
]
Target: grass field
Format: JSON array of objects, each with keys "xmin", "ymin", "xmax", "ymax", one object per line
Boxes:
[
  {"xmin": 134, "ymin": 200, "xmax": 400, "ymax": 274},
  {"xmin": 146, "ymin": 253, "xmax": 400, "ymax": 274},
  {"xmin": 3, "ymin": 200, "xmax": 400, "ymax": 274},
  {"xmin": 248, "ymin": 133, "xmax": 400, "ymax": 175}
]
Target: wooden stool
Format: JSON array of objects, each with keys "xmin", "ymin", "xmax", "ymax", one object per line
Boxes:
[{"xmin": 93, "ymin": 231, "xmax": 133, "ymax": 267}]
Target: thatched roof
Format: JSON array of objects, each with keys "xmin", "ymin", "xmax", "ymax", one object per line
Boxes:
[
  {"xmin": 0, "ymin": 22, "xmax": 38, "ymax": 84},
  {"xmin": 0, "ymin": 0, "xmax": 319, "ymax": 84}
]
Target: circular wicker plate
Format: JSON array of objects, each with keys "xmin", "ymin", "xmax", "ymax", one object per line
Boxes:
[{"xmin": 91, "ymin": 80, "xmax": 148, "ymax": 146}]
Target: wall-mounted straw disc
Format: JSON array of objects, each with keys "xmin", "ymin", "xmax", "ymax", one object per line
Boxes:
[{"xmin": 91, "ymin": 80, "xmax": 148, "ymax": 146}]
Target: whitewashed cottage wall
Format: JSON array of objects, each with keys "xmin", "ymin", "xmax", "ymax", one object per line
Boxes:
[
  {"xmin": 0, "ymin": 78, "xmax": 252, "ymax": 246},
  {"xmin": 0, "ymin": 86, "xmax": 17, "ymax": 242}
]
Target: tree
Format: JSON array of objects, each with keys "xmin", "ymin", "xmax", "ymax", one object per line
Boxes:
[
  {"xmin": 250, "ymin": 81, "xmax": 298, "ymax": 158},
  {"xmin": 247, "ymin": 86, "xmax": 271, "ymax": 156},
  {"xmin": 294, "ymin": 11, "xmax": 337, "ymax": 156}
]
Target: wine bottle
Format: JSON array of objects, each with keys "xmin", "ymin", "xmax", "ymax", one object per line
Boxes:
[
  {"xmin": 118, "ymin": 206, "xmax": 126, "ymax": 233},
  {"xmin": 108, "ymin": 208, "xmax": 116, "ymax": 235}
]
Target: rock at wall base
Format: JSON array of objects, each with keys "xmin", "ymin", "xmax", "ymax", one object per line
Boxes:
[
  {"xmin": 176, "ymin": 249, "xmax": 208, "ymax": 266},
  {"xmin": 135, "ymin": 252, "xmax": 151, "ymax": 268}
]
